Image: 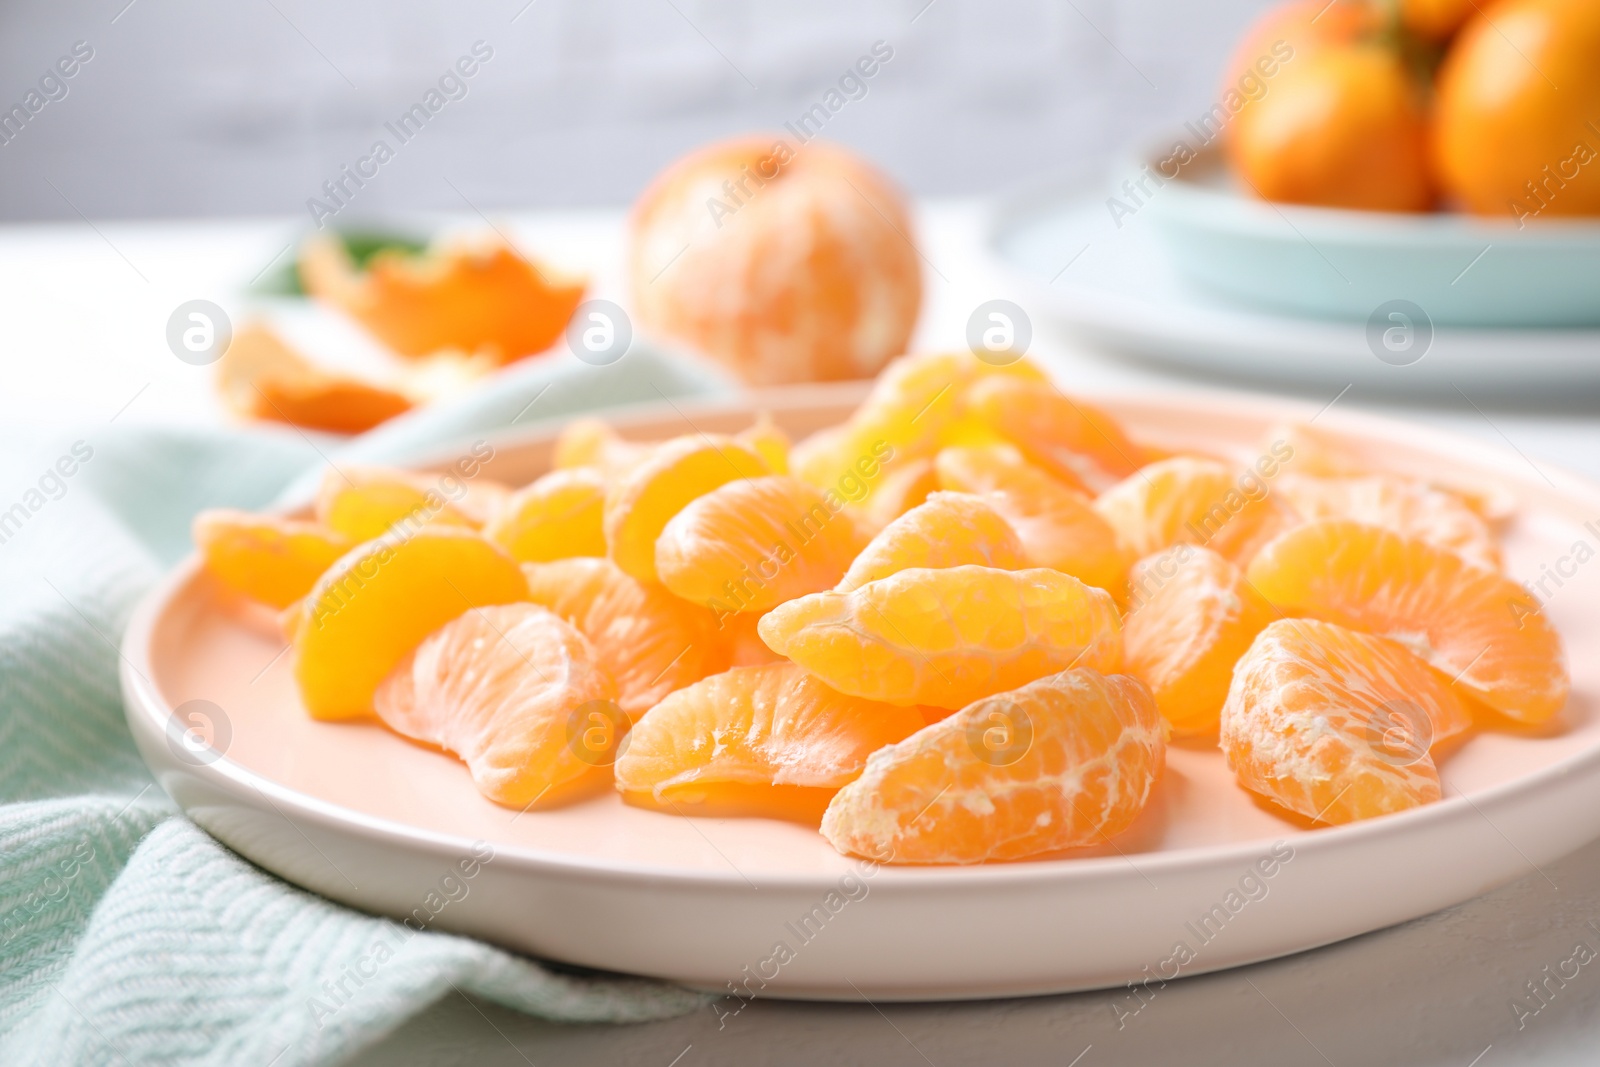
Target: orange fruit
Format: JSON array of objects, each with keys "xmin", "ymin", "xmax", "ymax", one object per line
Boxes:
[
  {"xmin": 300, "ymin": 235, "xmax": 585, "ymax": 363},
  {"xmin": 821, "ymin": 667, "xmax": 1165, "ymax": 863},
  {"xmin": 315, "ymin": 465, "xmax": 508, "ymax": 542},
  {"xmin": 484, "ymin": 468, "xmax": 607, "ymax": 563},
  {"xmin": 1275, "ymin": 473, "xmax": 1500, "ymax": 570},
  {"xmin": 859, "ymin": 456, "xmax": 940, "ymax": 534},
  {"xmin": 216, "ymin": 323, "xmax": 413, "ymax": 434},
  {"xmin": 935, "ymin": 444, "xmax": 1128, "ymax": 594},
  {"xmin": 553, "ymin": 417, "xmax": 650, "ymax": 476},
  {"xmin": 655, "ymin": 475, "xmax": 862, "ymax": 615},
  {"xmin": 193, "ymin": 509, "xmax": 355, "ymax": 609},
  {"xmin": 837, "ymin": 491, "xmax": 1027, "ymax": 592},
  {"xmin": 736, "ymin": 412, "xmax": 791, "ymax": 475},
  {"xmin": 1434, "ymin": 0, "xmax": 1600, "ymax": 219},
  {"xmin": 294, "ymin": 527, "xmax": 528, "ymax": 719},
  {"xmin": 628, "ymin": 136, "xmax": 922, "ymax": 385},
  {"xmin": 759, "ymin": 565, "xmax": 1122, "ymax": 709},
  {"xmin": 1248, "ymin": 519, "xmax": 1569, "ymax": 723},
  {"xmin": 1401, "ymin": 0, "xmax": 1478, "ymax": 40},
  {"xmin": 1228, "ymin": 43, "xmax": 1433, "ymax": 211},
  {"xmin": 521, "ymin": 557, "xmax": 729, "ymax": 720},
  {"xmin": 1123, "ymin": 547, "xmax": 1277, "ymax": 735},
  {"xmin": 374, "ymin": 604, "xmax": 618, "ymax": 808},
  {"xmin": 1093, "ymin": 457, "xmax": 1298, "ymax": 565},
  {"xmin": 1221, "ymin": 618, "xmax": 1475, "ymax": 823},
  {"xmin": 603, "ymin": 435, "xmax": 768, "ymax": 582},
  {"xmin": 615, "ymin": 662, "xmax": 928, "ymax": 822},
  {"xmin": 963, "ymin": 376, "xmax": 1142, "ymax": 491},
  {"xmin": 1223, "ymin": 0, "xmax": 1380, "ymax": 93}
]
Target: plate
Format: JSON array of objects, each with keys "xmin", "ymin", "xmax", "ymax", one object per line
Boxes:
[
  {"xmin": 986, "ymin": 176, "xmax": 1600, "ymax": 394},
  {"xmin": 1141, "ymin": 144, "xmax": 1600, "ymax": 328},
  {"xmin": 121, "ymin": 386, "xmax": 1600, "ymax": 1001}
]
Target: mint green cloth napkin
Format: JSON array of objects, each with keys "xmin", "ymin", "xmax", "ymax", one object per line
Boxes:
[{"xmin": 0, "ymin": 348, "xmax": 731, "ymax": 1065}]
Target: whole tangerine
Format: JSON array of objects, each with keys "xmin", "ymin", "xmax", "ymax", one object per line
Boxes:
[{"xmin": 628, "ymin": 136, "xmax": 922, "ymax": 386}]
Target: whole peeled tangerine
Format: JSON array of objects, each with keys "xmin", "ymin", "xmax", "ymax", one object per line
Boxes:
[{"xmin": 628, "ymin": 136, "xmax": 922, "ymax": 386}]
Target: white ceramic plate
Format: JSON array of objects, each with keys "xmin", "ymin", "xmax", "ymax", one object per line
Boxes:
[
  {"xmin": 986, "ymin": 178, "xmax": 1600, "ymax": 395},
  {"xmin": 121, "ymin": 386, "xmax": 1600, "ymax": 1001}
]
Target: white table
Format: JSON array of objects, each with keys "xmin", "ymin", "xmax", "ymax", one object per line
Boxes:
[{"xmin": 11, "ymin": 203, "xmax": 1600, "ymax": 1066}]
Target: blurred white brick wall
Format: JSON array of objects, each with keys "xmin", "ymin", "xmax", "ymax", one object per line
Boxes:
[{"xmin": 0, "ymin": 0, "xmax": 1272, "ymax": 220}]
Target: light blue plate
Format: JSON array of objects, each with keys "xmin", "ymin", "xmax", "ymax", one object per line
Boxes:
[{"xmin": 1141, "ymin": 146, "xmax": 1600, "ymax": 328}]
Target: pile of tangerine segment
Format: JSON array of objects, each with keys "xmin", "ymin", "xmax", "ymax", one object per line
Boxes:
[{"xmin": 193, "ymin": 352, "xmax": 1570, "ymax": 865}]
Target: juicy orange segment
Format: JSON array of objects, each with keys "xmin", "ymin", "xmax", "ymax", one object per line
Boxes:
[
  {"xmin": 1247, "ymin": 519, "xmax": 1569, "ymax": 723},
  {"xmin": 315, "ymin": 466, "xmax": 508, "ymax": 542},
  {"xmin": 1094, "ymin": 457, "xmax": 1298, "ymax": 565},
  {"xmin": 193, "ymin": 509, "xmax": 354, "ymax": 609},
  {"xmin": 759, "ymin": 565, "xmax": 1122, "ymax": 709},
  {"xmin": 294, "ymin": 527, "xmax": 528, "ymax": 719},
  {"xmin": 216, "ymin": 323, "xmax": 413, "ymax": 434},
  {"xmin": 604, "ymin": 435, "xmax": 768, "ymax": 582},
  {"xmin": 375, "ymin": 604, "xmax": 618, "ymax": 807},
  {"xmin": 964, "ymin": 376, "xmax": 1142, "ymax": 491},
  {"xmin": 553, "ymin": 417, "xmax": 650, "ymax": 476},
  {"xmin": 1275, "ymin": 473, "xmax": 1500, "ymax": 571},
  {"xmin": 522, "ymin": 557, "xmax": 728, "ymax": 719},
  {"xmin": 1221, "ymin": 618, "xmax": 1475, "ymax": 823},
  {"xmin": 1123, "ymin": 547, "xmax": 1277, "ymax": 735},
  {"xmin": 615, "ymin": 662, "xmax": 928, "ymax": 821},
  {"xmin": 821, "ymin": 667, "xmax": 1165, "ymax": 863},
  {"xmin": 860, "ymin": 455, "xmax": 940, "ymax": 534},
  {"xmin": 736, "ymin": 412, "xmax": 791, "ymax": 475},
  {"xmin": 484, "ymin": 468, "xmax": 607, "ymax": 563},
  {"xmin": 837, "ymin": 491, "xmax": 1027, "ymax": 592},
  {"xmin": 936, "ymin": 444, "xmax": 1128, "ymax": 594},
  {"xmin": 655, "ymin": 475, "xmax": 861, "ymax": 614}
]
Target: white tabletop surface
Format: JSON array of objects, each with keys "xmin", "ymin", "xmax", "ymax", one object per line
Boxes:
[{"xmin": 11, "ymin": 201, "xmax": 1600, "ymax": 1066}]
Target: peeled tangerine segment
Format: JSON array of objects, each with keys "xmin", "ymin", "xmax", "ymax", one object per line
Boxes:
[
  {"xmin": 1274, "ymin": 473, "xmax": 1500, "ymax": 571},
  {"xmin": 859, "ymin": 456, "xmax": 940, "ymax": 534},
  {"xmin": 821, "ymin": 667, "xmax": 1165, "ymax": 864},
  {"xmin": 759, "ymin": 565, "xmax": 1122, "ymax": 709},
  {"xmin": 1123, "ymin": 547, "xmax": 1277, "ymax": 735},
  {"xmin": 655, "ymin": 475, "xmax": 861, "ymax": 614},
  {"xmin": 294, "ymin": 527, "xmax": 528, "ymax": 719},
  {"xmin": 484, "ymin": 467, "xmax": 607, "ymax": 563},
  {"xmin": 375, "ymin": 604, "xmax": 618, "ymax": 808},
  {"xmin": 615, "ymin": 662, "xmax": 928, "ymax": 822},
  {"xmin": 735, "ymin": 412, "xmax": 791, "ymax": 475},
  {"xmin": 1248, "ymin": 519, "xmax": 1569, "ymax": 724},
  {"xmin": 604, "ymin": 434, "xmax": 768, "ymax": 582},
  {"xmin": 316, "ymin": 465, "xmax": 509, "ymax": 542},
  {"xmin": 838, "ymin": 491, "xmax": 1027, "ymax": 592},
  {"xmin": 1221, "ymin": 618, "xmax": 1475, "ymax": 823},
  {"xmin": 553, "ymin": 417, "xmax": 650, "ymax": 476},
  {"xmin": 936, "ymin": 444, "xmax": 1128, "ymax": 594},
  {"xmin": 1094, "ymin": 456, "xmax": 1297, "ymax": 565},
  {"xmin": 522, "ymin": 557, "xmax": 728, "ymax": 720},
  {"xmin": 193, "ymin": 509, "xmax": 354, "ymax": 609},
  {"xmin": 964, "ymin": 376, "xmax": 1144, "ymax": 491}
]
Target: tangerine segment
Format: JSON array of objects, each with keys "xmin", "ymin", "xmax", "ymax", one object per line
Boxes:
[
  {"xmin": 759, "ymin": 565, "xmax": 1122, "ymax": 709},
  {"xmin": 736, "ymin": 412, "xmax": 791, "ymax": 475},
  {"xmin": 553, "ymin": 417, "xmax": 650, "ymax": 476},
  {"xmin": 484, "ymin": 468, "xmax": 607, "ymax": 563},
  {"xmin": 1123, "ymin": 547, "xmax": 1277, "ymax": 735},
  {"xmin": 1221, "ymin": 618, "xmax": 1474, "ymax": 824},
  {"xmin": 936, "ymin": 445, "xmax": 1128, "ymax": 594},
  {"xmin": 615, "ymin": 662, "xmax": 928, "ymax": 821},
  {"xmin": 1247, "ymin": 520, "xmax": 1569, "ymax": 723},
  {"xmin": 838, "ymin": 492, "xmax": 1027, "ymax": 592},
  {"xmin": 193, "ymin": 509, "xmax": 354, "ymax": 609},
  {"xmin": 656, "ymin": 475, "xmax": 862, "ymax": 614},
  {"xmin": 522, "ymin": 557, "xmax": 728, "ymax": 719},
  {"xmin": 860, "ymin": 456, "xmax": 939, "ymax": 535},
  {"xmin": 965, "ymin": 377, "xmax": 1143, "ymax": 491},
  {"xmin": 1093, "ymin": 457, "xmax": 1297, "ymax": 565},
  {"xmin": 821, "ymin": 668, "xmax": 1165, "ymax": 864},
  {"xmin": 295, "ymin": 528, "xmax": 528, "ymax": 719},
  {"xmin": 1275, "ymin": 473, "xmax": 1501, "ymax": 571},
  {"xmin": 216, "ymin": 322, "xmax": 413, "ymax": 434},
  {"xmin": 374, "ymin": 604, "xmax": 618, "ymax": 808},
  {"xmin": 315, "ymin": 466, "xmax": 508, "ymax": 542},
  {"xmin": 604, "ymin": 435, "xmax": 768, "ymax": 582}
]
